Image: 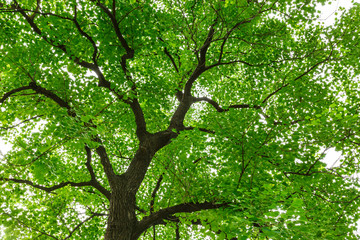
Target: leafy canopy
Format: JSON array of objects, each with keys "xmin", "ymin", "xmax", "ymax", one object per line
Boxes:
[{"xmin": 0, "ymin": 0, "xmax": 360, "ymax": 239}]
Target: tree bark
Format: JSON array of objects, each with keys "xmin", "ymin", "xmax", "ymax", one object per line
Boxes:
[
  {"xmin": 104, "ymin": 176, "xmax": 137, "ymax": 240},
  {"xmin": 104, "ymin": 132, "xmax": 175, "ymax": 240}
]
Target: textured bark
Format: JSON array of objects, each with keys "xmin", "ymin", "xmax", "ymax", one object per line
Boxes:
[
  {"xmin": 104, "ymin": 131, "xmax": 175, "ymax": 239},
  {"xmin": 104, "ymin": 176, "xmax": 137, "ymax": 240}
]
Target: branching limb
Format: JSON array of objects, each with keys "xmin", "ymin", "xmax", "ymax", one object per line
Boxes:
[
  {"xmin": 217, "ymin": 16, "xmax": 256, "ymax": 64},
  {"xmin": 63, "ymin": 214, "xmax": 97, "ymax": 240},
  {"xmin": 28, "ymin": 82, "xmax": 74, "ymax": 115},
  {"xmin": 86, "ymin": 1, "xmax": 148, "ymax": 141},
  {"xmin": 0, "ymin": 115, "xmax": 44, "ymax": 130},
  {"xmin": 0, "ymin": 86, "xmax": 32, "ymax": 104},
  {"xmin": 158, "ymin": 37, "xmax": 179, "ymax": 73},
  {"xmin": 184, "ymin": 126, "xmax": 215, "ymax": 134},
  {"xmin": 85, "ymin": 146, "xmax": 111, "ymax": 199},
  {"xmin": 134, "ymin": 201, "xmax": 229, "ymax": 238},
  {"xmin": 88, "ymin": 0, "xmax": 134, "ymax": 75},
  {"xmin": 193, "ymin": 96, "xmax": 261, "ymax": 112},
  {"xmin": 1, "ymin": 147, "xmax": 111, "ymax": 199},
  {"xmin": 28, "ymin": 0, "xmax": 41, "ymax": 20},
  {"xmin": 85, "ymin": 146, "xmax": 97, "ymax": 180},
  {"xmin": 12, "ymin": 1, "xmax": 107, "ymax": 87},
  {"xmin": 0, "ymin": 177, "xmax": 94, "ymax": 193},
  {"xmin": 2, "ymin": 211, "xmax": 59, "ymax": 240},
  {"xmin": 184, "ymin": 21, "xmax": 216, "ymax": 97},
  {"xmin": 262, "ymin": 49, "xmax": 333, "ymax": 104},
  {"xmin": 150, "ymin": 175, "xmax": 164, "ymax": 213},
  {"xmin": 129, "ymin": 99, "xmax": 148, "ymax": 142},
  {"xmin": 13, "ymin": 1, "xmax": 92, "ymax": 69},
  {"xmin": 164, "ymin": 47, "xmax": 179, "ymax": 73},
  {"xmin": 94, "ymin": 140, "xmax": 117, "ymax": 187}
]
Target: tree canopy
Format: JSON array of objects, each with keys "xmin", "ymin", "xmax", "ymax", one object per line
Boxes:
[{"xmin": 1, "ymin": 0, "xmax": 360, "ymax": 239}]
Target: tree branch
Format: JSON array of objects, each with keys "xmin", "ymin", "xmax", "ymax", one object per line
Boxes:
[
  {"xmin": 63, "ymin": 214, "xmax": 97, "ymax": 240},
  {"xmin": 28, "ymin": 82, "xmax": 73, "ymax": 113},
  {"xmin": 134, "ymin": 201, "xmax": 229, "ymax": 238},
  {"xmin": 262, "ymin": 50, "xmax": 333, "ymax": 104},
  {"xmin": 164, "ymin": 47, "xmax": 179, "ymax": 73},
  {"xmin": 193, "ymin": 96, "xmax": 261, "ymax": 112},
  {"xmin": 0, "ymin": 86, "xmax": 32, "ymax": 104},
  {"xmin": 95, "ymin": 143, "xmax": 117, "ymax": 187},
  {"xmin": 150, "ymin": 175, "xmax": 164, "ymax": 213},
  {"xmin": 89, "ymin": 0, "xmax": 134, "ymax": 75},
  {"xmin": 0, "ymin": 177, "xmax": 93, "ymax": 193},
  {"xmin": 129, "ymin": 99, "xmax": 148, "ymax": 142},
  {"xmin": 13, "ymin": 1, "xmax": 107, "ymax": 87},
  {"xmin": 1, "ymin": 211, "xmax": 59, "ymax": 240},
  {"xmin": 0, "ymin": 115, "xmax": 44, "ymax": 130},
  {"xmin": 84, "ymin": 146, "xmax": 111, "ymax": 199}
]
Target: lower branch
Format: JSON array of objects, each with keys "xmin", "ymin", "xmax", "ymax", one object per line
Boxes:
[
  {"xmin": 1, "ymin": 177, "xmax": 99, "ymax": 194},
  {"xmin": 0, "ymin": 86, "xmax": 32, "ymax": 103},
  {"xmin": 133, "ymin": 201, "xmax": 229, "ymax": 239}
]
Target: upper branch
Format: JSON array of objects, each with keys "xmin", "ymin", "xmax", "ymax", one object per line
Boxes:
[
  {"xmin": 217, "ymin": 16, "xmax": 256, "ymax": 64},
  {"xmin": 12, "ymin": 1, "xmax": 107, "ymax": 87},
  {"xmin": 95, "ymin": 143, "xmax": 117, "ymax": 187},
  {"xmin": 193, "ymin": 96, "xmax": 261, "ymax": 112},
  {"xmin": 129, "ymin": 100, "xmax": 148, "ymax": 142},
  {"xmin": 87, "ymin": 1, "xmax": 149, "ymax": 141},
  {"xmin": 262, "ymin": 47, "xmax": 333, "ymax": 104},
  {"xmin": 183, "ymin": 22, "xmax": 216, "ymax": 97},
  {"xmin": 164, "ymin": 47, "xmax": 179, "ymax": 73},
  {"xmin": 14, "ymin": 2, "xmax": 93, "ymax": 69},
  {"xmin": 89, "ymin": 0, "xmax": 134, "ymax": 74},
  {"xmin": 0, "ymin": 115, "xmax": 43, "ymax": 130}
]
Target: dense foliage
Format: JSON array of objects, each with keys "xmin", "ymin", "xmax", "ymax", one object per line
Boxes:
[{"xmin": 1, "ymin": 0, "xmax": 360, "ymax": 239}]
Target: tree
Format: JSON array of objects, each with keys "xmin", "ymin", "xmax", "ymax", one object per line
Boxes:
[{"xmin": 0, "ymin": 0, "xmax": 359, "ymax": 239}]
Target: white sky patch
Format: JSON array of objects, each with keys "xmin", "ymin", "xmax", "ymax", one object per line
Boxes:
[
  {"xmin": 322, "ymin": 148, "xmax": 342, "ymax": 168},
  {"xmin": 316, "ymin": 0, "xmax": 360, "ymax": 26}
]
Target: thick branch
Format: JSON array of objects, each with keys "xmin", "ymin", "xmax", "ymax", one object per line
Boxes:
[
  {"xmin": 134, "ymin": 201, "xmax": 229, "ymax": 239},
  {"xmin": 28, "ymin": 82, "xmax": 71, "ymax": 109},
  {"xmin": 150, "ymin": 175, "xmax": 164, "ymax": 213},
  {"xmin": 85, "ymin": 146, "xmax": 111, "ymax": 199},
  {"xmin": 193, "ymin": 96, "xmax": 261, "ymax": 112},
  {"xmin": 93, "ymin": 138, "xmax": 118, "ymax": 190},
  {"xmin": 89, "ymin": 0, "xmax": 134, "ymax": 74},
  {"xmin": 164, "ymin": 47, "xmax": 179, "ymax": 73},
  {"xmin": 0, "ymin": 177, "xmax": 93, "ymax": 192},
  {"xmin": 129, "ymin": 99, "xmax": 148, "ymax": 142},
  {"xmin": 0, "ymin": 86, "xmax": 32, "ymax": 104}
]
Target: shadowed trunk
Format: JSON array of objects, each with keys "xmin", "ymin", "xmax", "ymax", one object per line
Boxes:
[
  {"xmin": 104, "ymin": 132, "xmax": 174, "ymax": 239},
  {"xmin": 104, "ymin": 176, "xmax": 137, "ymax": 240}
]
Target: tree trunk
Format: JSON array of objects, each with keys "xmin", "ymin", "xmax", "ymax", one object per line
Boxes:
[
  {"xmin": 104, "ymin": 133, "xmax": 175, "ymax": 239},
  {"xmin": 104, "ymin": 177, "xmax": 137, "ymax": 240}
]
